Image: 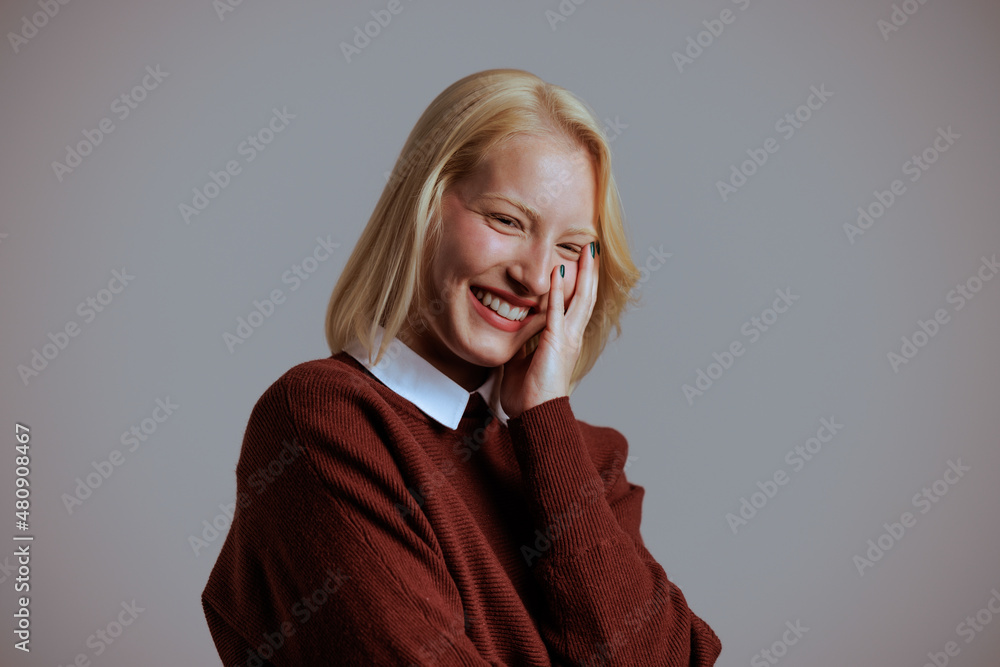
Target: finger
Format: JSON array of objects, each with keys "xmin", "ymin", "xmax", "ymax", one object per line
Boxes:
[
  {"xmin": 566, "ymin": 240, "xmax": 598, "ymax": 332},
  {"xmin": 582, "ymin": 240, "xmax": 599, "ymax": 329},
  {"xmin": 548, "ymin": 262, "xmax": 564, "ymax": 333},
  {"xmin": 589, "ymin": 240, "xmax": 599, "ymax": 315}
]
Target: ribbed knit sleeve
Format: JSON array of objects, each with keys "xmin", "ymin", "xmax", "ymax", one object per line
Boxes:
[
  {"xmin": 506, "ymin": 396, "xmax": 722, "ymax": 666},
  {"xmin": 202, "ymin": 367, "xmax": 500, "ymax": 666}
]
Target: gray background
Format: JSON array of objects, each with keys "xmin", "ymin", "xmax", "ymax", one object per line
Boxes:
[{"xmin": 2, "ymin": 0, "xmax": 999, "ymax": 665}]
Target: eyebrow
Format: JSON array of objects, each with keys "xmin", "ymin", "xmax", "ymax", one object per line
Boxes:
[{"xmin": 476, "ymin": 192, "xmax": 598, "ymax": 239}]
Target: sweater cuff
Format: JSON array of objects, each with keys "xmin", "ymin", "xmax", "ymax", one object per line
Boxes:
[{"xmin": 506, "ymin": 396, "xmax": 623, "ymax": 558}]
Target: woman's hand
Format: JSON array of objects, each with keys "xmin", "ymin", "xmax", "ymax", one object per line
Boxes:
[{"xmin": 500, "ymin": 241, "xmax": 600, "ymax": 420}]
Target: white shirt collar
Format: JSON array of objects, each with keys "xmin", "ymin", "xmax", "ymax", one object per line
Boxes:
[{"xmin": 342, "ymin": 324, "xmax": 510, "ymax": 430}]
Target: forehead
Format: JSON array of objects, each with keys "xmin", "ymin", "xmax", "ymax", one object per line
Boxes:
[
  {"xmin": 457, "ymin": 134, "xmax": 598, "ymax": 219},
  {"xmin": 477, "ymin": 134, "xmax": 592, "ymax": 182}
]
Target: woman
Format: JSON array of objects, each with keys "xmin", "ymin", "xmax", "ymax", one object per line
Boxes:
[{"xmin": 202, "ymin": 68, "xmax": 722, "ymax": 666}]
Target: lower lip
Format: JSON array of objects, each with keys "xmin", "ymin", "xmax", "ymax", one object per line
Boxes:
[{"xmin": 469, "ymin": 287, "xmax": 534, "ymax": 332}]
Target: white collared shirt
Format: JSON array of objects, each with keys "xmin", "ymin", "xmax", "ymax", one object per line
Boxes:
[{"xmin": 342, "ymin": 324, "xmax": 510, "ymax": 430}]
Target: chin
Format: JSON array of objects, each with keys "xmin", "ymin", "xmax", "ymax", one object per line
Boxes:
[
  {"xmin": 456, "ymin": 332, "xmax": 520, "ymax": 368},
  {"xmin": 463, "ymin": 345, "xmax": 515, "ymax": 369}
]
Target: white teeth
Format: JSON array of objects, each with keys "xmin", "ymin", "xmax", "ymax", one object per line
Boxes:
[{"xmin": 473, "ymin": 287, "xmax": 528, "ymax": 322}]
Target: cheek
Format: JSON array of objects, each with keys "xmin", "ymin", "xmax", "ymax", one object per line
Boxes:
[
  {"xmin": 443, "ymin": 214, "xmax": 505, "ymax": 272},
  {"xmin": 472, "ymin": 222, "xmax": 511, "ymax": 257},
  {"xmin": 434, "ymin": 234, "xmax": 480, "ymax": 285}
]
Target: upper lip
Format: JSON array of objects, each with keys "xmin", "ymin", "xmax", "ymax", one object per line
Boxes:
[{"xmin": 471, "ymin": 285, "xmax": 538, "ymax": 310}]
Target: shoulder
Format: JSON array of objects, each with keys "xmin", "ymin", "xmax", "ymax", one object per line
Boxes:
[
  {"xmin": 276, "ymin": 352, "xmax": 379, "ymax": 395},
  {"xmin": 254, "ymin": 352, "xmax": 388, "ymax": 417},
  {"xmin": 235, "ymin": 353, "xmax": 418, "ymax": 499},
  {"xmin": 242, "ymin": 353, "xmax": 402, "ymax": 461}
]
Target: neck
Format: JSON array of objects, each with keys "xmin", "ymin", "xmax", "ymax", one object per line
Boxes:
[{"xmin": 397, "ymin": 322, "xmax": 490, "ymax": 393}]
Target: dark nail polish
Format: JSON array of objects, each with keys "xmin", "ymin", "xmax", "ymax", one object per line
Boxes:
[
  {"xmin": 559, "ymin": 264, "xmax": 565, "ymax": 278},
  {"xmin": 596, "ymin": 241, "xmax": 601, "ymax": 255},
  {"xmin": 590, "ymin": 242, "xmax": 595, "ymax": 258}
]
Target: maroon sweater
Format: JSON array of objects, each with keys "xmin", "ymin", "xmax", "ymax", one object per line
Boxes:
[{"xmin": 202, "ymin": 352, "xmax": 722, "ymax": 665}]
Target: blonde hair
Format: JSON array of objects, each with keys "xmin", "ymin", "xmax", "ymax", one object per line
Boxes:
[{"xmin": 324, "ymin": 68, "xmax": 640, "ymax": 393}]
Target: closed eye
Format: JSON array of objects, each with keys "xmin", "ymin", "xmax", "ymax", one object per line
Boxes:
[
  {"xmin": 491, "ymin": 214, "xmax": 582, "ymax": 254},
  {"xmin": 492, "ymin": 214, "xmax": 517, "ymax": 228}
]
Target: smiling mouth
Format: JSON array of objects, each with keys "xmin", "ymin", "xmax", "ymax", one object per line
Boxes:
[{"xmin": 469, "ymin": 286, "xmax": 537, "ymax": 323}]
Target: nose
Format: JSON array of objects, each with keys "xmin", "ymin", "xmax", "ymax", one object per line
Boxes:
[{"xmin": 506, "ymin": 241, "xmax": 556, "ymax": 301}]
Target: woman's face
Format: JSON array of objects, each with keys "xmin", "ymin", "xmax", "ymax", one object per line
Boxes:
[{"xmin": 401, "ymin": 133, "xmax": 599, "ymax": 391}]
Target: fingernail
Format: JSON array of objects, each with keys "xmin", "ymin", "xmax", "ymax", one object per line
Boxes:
[
  {"xmin": 559, "ymin": 264, "xmax": 565, "ymax": 278},
  {"xmin": 590, "ymin": 242, "xmax": 595, "ymax": 258},
  {"xmin": 596, "ymin": 241, "xmax": 601, "ymax": 255}
]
